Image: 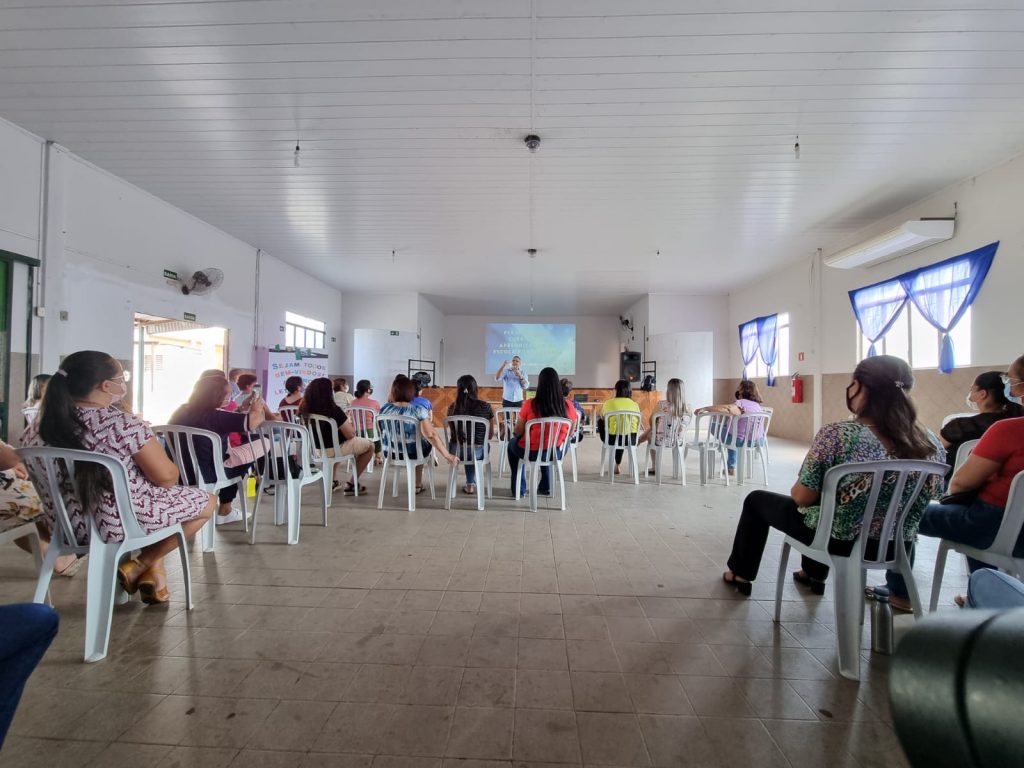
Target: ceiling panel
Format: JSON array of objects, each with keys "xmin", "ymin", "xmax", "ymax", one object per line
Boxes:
[{"xmin": 1, "ymin": 0, "xmax": 1022, "ymax": 314}]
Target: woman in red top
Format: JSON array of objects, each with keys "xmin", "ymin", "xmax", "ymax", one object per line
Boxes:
[{"xmin": 506, "ymin": 367, "xmax": 578, "ymax": 497}]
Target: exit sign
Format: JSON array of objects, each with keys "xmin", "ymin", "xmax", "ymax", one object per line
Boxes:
[
  {"xmin": 163, "ymin": 269, "xmax": 178, "ymax": 280},
  {"xmin": 184, "ymin": 312, "xmax": 196, "ymax": 322},
  {"xmin": 390, "ymin": 330, "xmax": 399, "ymax": 336}
]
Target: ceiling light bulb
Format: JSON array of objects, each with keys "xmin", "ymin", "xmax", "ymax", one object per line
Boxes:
[
  {"xmin": 293, "ymin": 143, "xmax": 301, "ymax": 167},
  {"xmin": 793, "ymin": 136, "xmax": 800, "ymax": 159}
]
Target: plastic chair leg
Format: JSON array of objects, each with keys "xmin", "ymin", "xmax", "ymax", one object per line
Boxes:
[
  {"xmin": 284, "ymin": 483, "xmax": 301, "ymax": 545},
  {"xmin": 201, "ymin": 506, "xmax": 216, "ymax": 553},
  {"xmin": 557, "ymin": 463, "xmax": 566, "ymax": 511},
  {"xmin": 475, "ymin": 461, "xmax": 485, "ymax": 511},
  {"xmin": 237, "ymin": 479, "xmax": 249, "ymax": 533},
  {"xmin": 774, "ymin": 541, "xmax": 791, "ymax": 622},
  {"xmin": 897, "ymin": 549, "xmax": 923, "ymax": 618},
  {"xmin": 528, "ymin": 464, "xmax": 538, "ymax": 512},
  {"xmin": 33, "ymin": 543, "xmax": 61, "ymax": 605},
  {"xmin": 175, "ymin": 531, "xmax": 194, "ymax": 611},
  {"xmin": 599, "ymin": 444, "xmax": 607, "ymax": 477},
  {"xmin": 377, "ymin": 459, "xmax": 390, "ymax": 509},
  {"xmin": 406, "ymin": 464, "xmax": 416, "ymax": 512},
  {"xmin": 832, "ymin": 560, "xmax": 864, "ymax": 681},
  {"xmin": 929, "ymin": 541, "xmax": 952, "ymax": 612},
  {"xmin": 570, "ymin": 445, "xmax": 578, "ymax": 482},
  {"xmin": 83, "ymin": 544, "xmax": 121, "ymax": 663},
  {"xmin": 629, "ymin": 446, "xmax": 639, "ymax": 484},
  {"xmin": 321, "ymin": 477, "xmax": 329, "ymax": 526}
]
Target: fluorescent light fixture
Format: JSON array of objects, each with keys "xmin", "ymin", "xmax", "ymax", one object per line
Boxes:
[{"xmin": 825, "ymin": 219, "xmax": 955, "ymax": 269}]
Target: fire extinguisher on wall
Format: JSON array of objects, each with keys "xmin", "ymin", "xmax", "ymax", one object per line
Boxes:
[{"xmin": 791, "ymin": 374, "xmax": 804, "ymax": 404}]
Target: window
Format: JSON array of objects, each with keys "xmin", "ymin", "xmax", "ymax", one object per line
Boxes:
[
  {"xmin": 751, "ymin": 312, "xmax": 790, "ymax": 378},
  {"xmin": 856, "ymin": 305, "xmax": 971, "ymax": 369},
  {"xmin": 285, "ymin": 311, "xmax": 326, "ymax": 349}
]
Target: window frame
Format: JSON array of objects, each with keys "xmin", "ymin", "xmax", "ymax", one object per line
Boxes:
[
  {"xmin": 285, "ymin": 310, "xmax": 327, "ymax": 350},
  {"xmin": 751, "ymin": 312, "xmax": 790, "ymax": 379},
  {"xmin": 855, "ymin": 303, "xmax": 971, "ymax": 369}
]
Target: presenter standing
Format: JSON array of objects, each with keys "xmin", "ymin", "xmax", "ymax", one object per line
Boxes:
[{"xmin": 496, "ymin": 356, "xmax": 529, "ymax": 408}]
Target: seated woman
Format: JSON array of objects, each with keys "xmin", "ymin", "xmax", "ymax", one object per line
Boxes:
[
  {"xmin": 696, "ymin": 379, "xmax": 765, "ymax": 476},
  {"xmin": 333, "ymin": 378, "xmax": 355, "ymax": 408},
  {"xmin": 278, "ymin": 375, "xmax": 304, "ymax": 410},
  {"xmin": 639, "ymin": 377, "xmax": 692, "ymax": 474},
  {"xmin": 169, "ymin": 374, "xmax": 270, "ymax": 525},
  {"xmin": 231, "ymin": 372, "xmax": 258, "ymax": 408},
  {"xmin": 560, "ymin": 379, "xmax": 585, "ymax": 438},
  {"xmin": 21, "ymin": 350, "xmax": 215, "ymax": 604},
  {"xmin": 507, "ymin": 367, "xmax": 579, "ymax": 497},
  {"xmin": 300, "ymin": 377, "xmax": 375, "ymax": 493},
  {"xmin": 379, "ymin": 374, "xmax": 457, "ymax": 492},
  {"xmin": 351, "ymin": 379, "xmax": 383, "ymax": 463},
  {"xmin": 940, "ymin": 370, "xmax": 1023, "ymax": 479},
  {"xmin": 898, "ymin": 355, "xmax": 1024, "ymax": 608},
  {"xmin": 600, "ymin": 379, "xmax": 641, "ymax": 474},
  {"xmin": 447, "ymin": 375, "xmax": 495, "ymax": 495},
  {"xmin": 721, "ymin": 355, "xmax": 944, "ymax": 598},
  {"xmin": 22, "ymin": 374, "xmax": 51, "ymax": 427}
]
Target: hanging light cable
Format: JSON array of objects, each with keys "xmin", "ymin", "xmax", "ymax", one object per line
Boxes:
[{"xmin": 293, "ymin": 141, "xmax": 301, "ymax": 167}]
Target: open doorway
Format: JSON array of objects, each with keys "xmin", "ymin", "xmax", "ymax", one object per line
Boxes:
[{"xmin": 132, "ymin": 313, "xmax": 228, "ymax": 424}]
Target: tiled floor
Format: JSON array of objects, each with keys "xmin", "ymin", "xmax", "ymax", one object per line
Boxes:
[{"xmin": 0, "ymin": 438, "xmax": 968, "ymax": 768}]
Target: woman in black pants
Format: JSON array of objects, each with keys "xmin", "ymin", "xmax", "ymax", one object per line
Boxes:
[{"xmin": 722, "ymin": 356, "xmax": 944, "ymax": 596}]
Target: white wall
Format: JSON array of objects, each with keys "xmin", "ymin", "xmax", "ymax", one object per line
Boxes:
[
  {"xmin": 256, "ymin": 251, "xmax": 343, "ymax": 367},
  {"xmin": 417, "ymin": 294, "xmax": 445, "ymax": 383},
  {"xmin": 647, "ymin": 331, "xmax": 714, "ymax": 411},
  {"xmin": 0, "ymin": 121, "xmax": 42, "ymax": 258},
  {"xmin": 443, "ymin": 314, "xmax": 622, "ymax": 388},
  {"xmin": 648, "ymin": 294, "xmax": 731, "ymax": 378},
  {"xmin": 338, "ymin": 291, "xmax": 419, "ymax": 375}
]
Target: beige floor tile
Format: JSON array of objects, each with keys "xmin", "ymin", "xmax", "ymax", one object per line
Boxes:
[
  {"xmin": 120, "ymin": 694, "xmax": 278, "ymax": 748},
  {"xmin": 458, "ymin": 667, "xmax": 516, "ymax": 708},
  {"xmin": 623, "ymin": 674, "xmax": 694, "ymax": 715},
  {"xmin": 418, "ymin": 635, "xmax": 471, "ymax": 667},
  {"xmin": 516, "ymin": 638, "xmax": 568, "ymax": 670},
  {"xmin": 85, "ymin": 742, "xmax": 174, "ymax": 768},
  {"xmin": 566, "ymin": 640, "xmax": 620, "ymax": 672},
  {"xmin": 374, "ymin": 757, "xmax": 442, "ymax": 768},
  {"xmin": 402, "ymin": 666, "xmax": 464, "ymax": 706},
  {"xmin": 345, "ymin": 664, "xmax": 413, "ymax": 703},
  {"xmin": 512, "ymin": 709, "xmax": 580, "ymax": 763},
  {"xmin": 636, "ymin": 715, "xmax": 718, "ymax": 768},
  {"xmin": 380, "ymin": 705, "xmax": 454, "ymax": 757},
  {"xmin": 570, "ymin": 671, "xmax": 633, "ymax": 713},
  {"xmin": 439, "ymin": 591, "xmax": 483, "ymax": 612},
  {"xmin": 245, "ymin": 699, "xmax": 337, "ymax": 751},
  {"xmin": 474, "ymin": 613, "xmax": 520, "ymax": 637},
  {"xmin": 467, "ymin": 635, "xmax": 518, "ymax": 668},
  {"xmin": 445, "ymin": 707, "xmax": 514, "ymax": 759},
  {"xmin": 515, "ymin": 669, "xmax": 573, "ymax": 710},
  {"xmin": 155, "ymin": 745, "xmax": 239, "ymax": 767},
  {"xmin": 314, "ymin": 702, "xmax": 395, "ymax": 753},
  {"xmin": 576, "ymin": 712, "xmax": 650, "ymax": 766}
]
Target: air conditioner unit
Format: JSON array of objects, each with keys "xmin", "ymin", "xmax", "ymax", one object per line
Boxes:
[{"xmin": 825, "ymin": 219, "xmax": 955, "ymax": 269}]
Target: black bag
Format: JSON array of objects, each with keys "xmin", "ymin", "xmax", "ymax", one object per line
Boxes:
[{"xmin": 939, "ymin": 490, "xmax": 979, "ymax": 507}]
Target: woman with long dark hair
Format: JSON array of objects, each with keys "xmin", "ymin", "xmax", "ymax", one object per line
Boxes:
[
  {"xmin": 21, "ymin": 351, "xmax": 215, "ymax": 604},
  {"xmin": 170, "ymin": 374, "xmax": 269, "ymax": 524},
  {"xmin": 721, "ymin": 355, "xmax": 944, "ymax": 599},
  {"xmin": 940, "ymin": 370, "xmax": 1023, "ymax": 478},
  {"xmin": 300, "ymin": 377, "xmax": 375, "ymax": 493},
  {"xmin": 447, "ymin": 374, "xmax": 495, "ymax": 494},
  {"xmin": 278, "ymin": 375, "xmax": 304, "ymax": 409},
  {"xmin": 507, "ymin": 367, "xmax": 579, "ymax": 497}
]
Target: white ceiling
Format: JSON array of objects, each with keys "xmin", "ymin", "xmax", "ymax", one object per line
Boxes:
[{"xmin": 2, "ymin": 0, "xmax": 1024, "ymax": 315}]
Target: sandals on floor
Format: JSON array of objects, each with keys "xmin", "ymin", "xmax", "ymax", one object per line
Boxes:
[
  {"xmin": 344, "ymin": 482, "xmax": 368, "ymax": 495},
  {"xmin": 415, "ymin": 486, "xmax": 426, "ymax": 495},
  {"xmin": 463, "ymin": 484, "xmax": 476, "ymax": 495},
  {"xmin": 722, "ymin": 571, "xmax": 752, "ymax": 597},
  {"xmin": 792, "ymin": 570, "xmax": 827, "ymax": 596}
]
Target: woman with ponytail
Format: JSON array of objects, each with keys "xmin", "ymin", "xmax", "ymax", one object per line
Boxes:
[
  {"xmin": 721, "ymin": 355, "xmax": 944, "ymax": 603},
  {"xmin": 447, "ymin": 375, "xmax": 495, "ymax": 494},
  {"xmin": 21, "ymin": 351, "xmax": 215, "ymax": 604}
]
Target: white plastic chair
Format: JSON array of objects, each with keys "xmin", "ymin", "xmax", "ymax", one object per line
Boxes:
[
  {"xmin": 644, "ymin": 412, "xmax": 690, "ymax": 485},
  {"xmin": 952, "ymin": 438, "xmax": 979, "ymax": 475},
  {"xmin": 19, "ymin": 446, "xmax": 194, "ymax": 663},
  {"xmin": 515, "ymin": 417, "xmax": 572, "ymax": 512},
  {"xmin": 0, "ymin": 519, "xmax": 44, "ymax": 599},
  {"xmin": 929, "ymin": 469, "xmax": 1024, "ymax": 612},
  {"xmin": 759, "ymin": 405, "xmax": 774, "ymax": 464},
  {"xmin": 306, "ymin": 414, "xmax": 358, "ymax": 505},
  {"xmin": 376, "ymin": 413, "xmax": 436, "ymax": 512},
  {"xmin": 249, "ymin": 421, "xmax": 327, "ymax": 545},
  {"xmin": 685, "ymin": 411, "xmax": 732, "ymax": 486},
  {"xmin": 566, "ymin": 417, "xmax": 584, "ymax": 482},
  {"xmin": 723, "ymin": 412, "xmax": 770, "ymax": 486},
  {"xmin": 444, "ymin": 415, "xmax": 493, "ymax": 511},
  {"xmin": 495, "ymin": 407, "xmax": 520, "ymax": 479},
  {"xmin": 279, "ymin": 405, "xmax": 300, "ymax": 423},
  {"xmin": 773, "ymin": 459, "xmax": 946, "ymax": 680},
  {"xmin": 347, "ymin": 405, "xmax": 379, "ymax": 475},
  {"xmin": 599, "ymin": 410, "xmax": 642, "ymax": 484},
  {"xmin": 153, "ymin": 424, "xmax": 249, "ymax": 553}
]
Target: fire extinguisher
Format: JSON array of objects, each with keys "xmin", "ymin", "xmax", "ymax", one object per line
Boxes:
[{"xmin": 791, "ymin": 374, "xmax": 804, "ymax": 404}]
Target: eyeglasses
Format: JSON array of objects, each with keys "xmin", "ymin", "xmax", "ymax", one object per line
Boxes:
[
  {"xmin": 110, "ymin": 371, "xmax": 131, "ymax": 384},
  {"xmin": 1000, "ymin": 374, "xmax": 1023, "ymax": 387}
]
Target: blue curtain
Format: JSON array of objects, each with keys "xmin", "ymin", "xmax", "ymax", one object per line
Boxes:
[
  {"xmin": 757, "ymin": 314, "xmax": 779, "ymax": 386},
  {"xmin": 738, "ymin": 320, "xmax": 759, "ymax": 380},
  {"xmin": 848, "ymin": 279, "xmax": 908, "ymax": 357},
  {"xmin": 901, "ymin": 242, "xmax": 998, "ymax": 373}
]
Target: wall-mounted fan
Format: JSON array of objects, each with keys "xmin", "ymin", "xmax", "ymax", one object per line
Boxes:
[{"xmin": 173, "ymin": 268, "xmax": 224, "ymax": 296}]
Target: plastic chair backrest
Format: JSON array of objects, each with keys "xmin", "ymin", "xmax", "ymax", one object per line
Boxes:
[
  {"xmin": 19, "ymin": 446, "xmax": 144, "ymax": 544},
  {"xmin": 306, "ymin": 414, "xmax": 342, "ymax": 460},
  {"xmin": 523, "ymin": 417, "xmax": 572, "ymax": 461},
  {"xmin": 810, "ymin": 460, "xmax": 947, "ymax": 564},
  {"xmin": 760, "ymin": 406, "xmax": 774, "ymax": 437},
  {"xmin": 496, "ymin": 407, "xmax": 519, "ymax": 439},
  {"xmin": 257, "ymin": 421, "xmax": 314, "ymax": 481},
  {"xmin": 953, "ymin": 439, "xmax": 979, "ymax": 475},
  {"xmin": 651, "ymin": 412, "xmax": 688, "ymax": 448},
  {"xmin": 347, "ymin": 405, "xmax": 378, "ymax": 439},
  {"xmin": 152, "ymin": 424, "xmax": 227, "ymax": 488},
  {"xmin": 696, "ymin": 412, "xmax": 732, "ymax": 445},
  {"xmin": 602, "ymin": 410, "xmax": 641, "ymax": 448},
  {"xmin": 279, "ymin": 405, "xmax": 300, "ymax": 423},
  {"xmin": 988, "ymin": 470, "xmax": 1024, "ymax": 557},
  {"xmin": 723, "ymin": 412, "xmax": 769, "ymax": 449},
  {"xmin": 444, "ymin": 415, "xmax": 491, "ymax": 462},
  {"xmin": 377, "ymin": 413, "xmax": 430, "ymax": 462}
]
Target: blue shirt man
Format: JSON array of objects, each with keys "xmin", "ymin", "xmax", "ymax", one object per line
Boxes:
[{"xmin": 495, "ymin": 356, "xmax": 529, "ymax": 406}]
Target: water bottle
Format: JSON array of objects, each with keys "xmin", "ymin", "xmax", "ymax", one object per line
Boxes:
[{"xmin": 871, "ymin": 592, "xmax": 894, "ymax": 655}]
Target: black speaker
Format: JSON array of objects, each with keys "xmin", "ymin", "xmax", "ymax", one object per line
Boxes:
[{"xmin": 619, "ymin": 351, "xmax": 642, "ymax": 383}]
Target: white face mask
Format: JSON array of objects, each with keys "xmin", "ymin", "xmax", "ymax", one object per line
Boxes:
[{"xmin": 966, "ymin": 391, "xmax": 980, "ymax": 412}]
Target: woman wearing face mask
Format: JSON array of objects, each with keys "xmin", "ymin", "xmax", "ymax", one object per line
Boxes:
[
  {"xmin": 721, "ymin": 355, "xmax": 944, "ymax": 598},
  {"xmin": 888, "ymin": 355, "xmax": 1024, "ymax": 608},
  {"xmin": 20, "ymin": 351, "xmax": 216, "ymax": 604},
  {"xmin": 940, "ymin": 370, "xmax": 1023, "ymax": 479}
]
